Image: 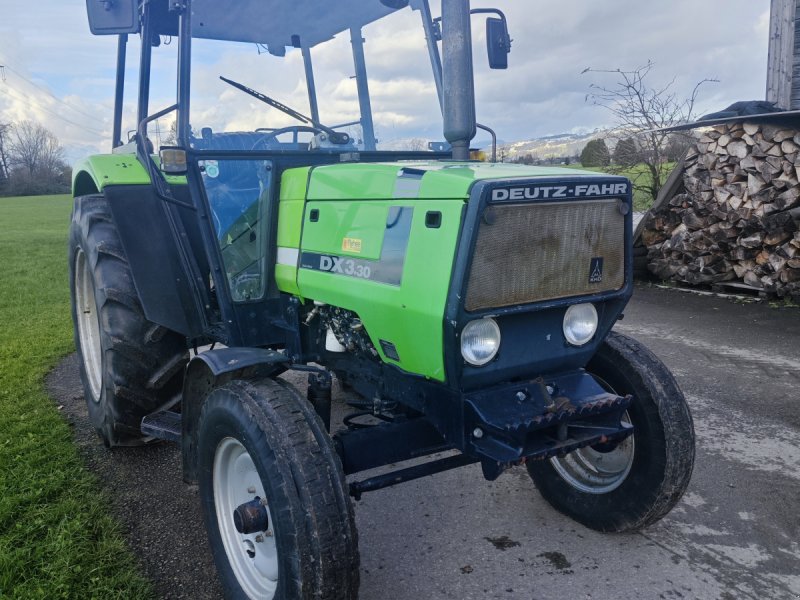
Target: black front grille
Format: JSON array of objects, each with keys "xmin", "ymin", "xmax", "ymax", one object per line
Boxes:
[{"xmin": 465, "ymin": 199, "xmax": 625, "ymax": 311}]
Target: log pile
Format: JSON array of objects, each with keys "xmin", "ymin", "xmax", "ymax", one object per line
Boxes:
[{"xmin": 641, "ymin": 121, "xmax": 800, "ymax": 301}]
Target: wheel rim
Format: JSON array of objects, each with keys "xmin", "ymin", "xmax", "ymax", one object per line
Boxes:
[
  {"xmin": 213, "ymin": 437, "xmax": 278, "ymax": 600},
  {"xmin": 549, "ymin": 412, "xmax": 635, "ymax": 494},
  {"xmin": 74, "ymin": 248, "xmax": 102, "ymax": 402}
]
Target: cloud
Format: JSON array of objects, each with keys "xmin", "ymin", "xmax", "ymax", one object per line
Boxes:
[{"xmin": 0, "ymin": 0, "xmax": 771, "ymax": 162}]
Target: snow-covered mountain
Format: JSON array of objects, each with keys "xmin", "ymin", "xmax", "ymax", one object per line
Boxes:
[
  {"xmin": 378, "ymin": 129, "xmax": 622, "ymax": 160},
  {"xmin": 496, "ymin": 130, "xmax": 619, "ymax": 161}
]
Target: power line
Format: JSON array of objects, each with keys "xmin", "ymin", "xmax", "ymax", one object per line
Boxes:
[
  {"xmin": 1, "ymin": 86, "xmax": 106, "ymax": 136},
  {"xmin": 0, "ymin": 62, "xmax": 101, "ymax": 122},
  {"xmin": 0, "ymin": 87, "xmax": 106, "ymax": 137}
]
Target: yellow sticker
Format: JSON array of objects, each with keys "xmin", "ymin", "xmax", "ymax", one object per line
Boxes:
[{"xmin": 342, "ymin": 237, "xmax": 362, "ymax": 253}]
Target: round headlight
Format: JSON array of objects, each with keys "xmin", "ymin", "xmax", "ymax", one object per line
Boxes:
[
  {"xmin": 563, "ymin": 303, "xmax": 598, "ymax": 346},
  {"xmin": 460, "ymin": 318, "xmax": 501, "ymax": 366}
]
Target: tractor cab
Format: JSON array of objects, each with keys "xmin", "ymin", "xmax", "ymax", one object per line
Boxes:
[{"xmin": 79, "ymin": 0, "xmax": 512, "ymax": 347}]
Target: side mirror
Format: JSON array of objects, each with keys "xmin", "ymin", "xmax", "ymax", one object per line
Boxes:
[
  {"xmin": 486, "ymin": 17, "xmax": 510, "ymax": 70},
  {"xmin": 85, "ymin": 0, "xmax": 139, "ymax": 35}
]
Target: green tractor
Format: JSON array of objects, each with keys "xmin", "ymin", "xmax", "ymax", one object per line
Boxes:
[{"xmin": 71, "ymin": 1, "xmax": 694, "ymax": 598}]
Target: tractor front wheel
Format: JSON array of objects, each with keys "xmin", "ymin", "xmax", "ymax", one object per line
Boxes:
[
  {"xmin": 527, "ymin": 331, "xmax": 695, "ymax": 532},
  {"xmin": 197, "ymin": 378, "xmax": 359, "ymax": 600},
  {"xmin": 69, "ymin": 194, "xmax": 188, "ymax": 446}
]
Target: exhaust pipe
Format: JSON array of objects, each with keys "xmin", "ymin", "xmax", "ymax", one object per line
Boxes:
[{"xmin": 441, "ymin": 0, "xmax": 476, "ymax": 161}]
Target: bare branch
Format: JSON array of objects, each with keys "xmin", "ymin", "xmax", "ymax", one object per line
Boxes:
[{"xmin": 582, "ymin": 63, "xmax": 717, "ymax": 204}]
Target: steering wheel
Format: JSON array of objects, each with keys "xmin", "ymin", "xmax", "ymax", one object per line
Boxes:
[{"xmin": 251, "ymin": 125, "xmax": 325, "ymax": 150}]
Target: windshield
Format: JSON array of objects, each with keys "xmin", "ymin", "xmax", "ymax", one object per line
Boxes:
[{"xmin": 186, "ymin": 7, "xmax": 443, "ymax": 153}]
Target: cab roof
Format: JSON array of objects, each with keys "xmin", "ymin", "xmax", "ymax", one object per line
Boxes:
[{"xmin": 190, "ymin": 0, "xmax": 402, "ymax": 51}]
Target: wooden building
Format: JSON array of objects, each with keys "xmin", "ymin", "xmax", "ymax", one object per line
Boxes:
[{"xmin": 767, "ymin": 0, "xmax": 800, "ymax": 109}]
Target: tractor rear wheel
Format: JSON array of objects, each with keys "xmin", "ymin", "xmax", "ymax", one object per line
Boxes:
[{"xmin": 69, "ymin": 194, "xmax": 188, "ymax": 446}]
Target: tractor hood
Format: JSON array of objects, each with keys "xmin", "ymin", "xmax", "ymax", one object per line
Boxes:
[{"xmin": 306, "ymin": 162, "xmax": 601, "ymax": 201}]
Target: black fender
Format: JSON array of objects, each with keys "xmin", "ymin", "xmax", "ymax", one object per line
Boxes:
[
  {"xmin": 181, "ymin": 347, "xmax": 288, "ymax": 483},
  {"xmin": 103, "ymin": 184, "xmax": 211, "ymax": 340}
]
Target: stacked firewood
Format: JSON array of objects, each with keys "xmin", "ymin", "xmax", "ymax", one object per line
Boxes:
[{"xmin": 641, "ymin": 122, "xmax": 800, "ymax": 300}]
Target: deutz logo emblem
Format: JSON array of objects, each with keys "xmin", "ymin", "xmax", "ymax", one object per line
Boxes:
[{"xmin": 589, "ymin": 257, "xmax": 604, "ymax": 283}]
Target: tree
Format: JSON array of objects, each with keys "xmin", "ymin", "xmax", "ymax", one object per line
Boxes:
[
  {"xmin": 6, "ymin": 121, "xmax": 68, "ymax": 196},
  {"xmin": 160, "ymin": 119, "xmax": 178, "ymax": 146},
  {"xmin": 583, "ymin": 62, "xmax": 715, "ymax": 203},
  {"xmin": 580, "ymin": 139, "xmax": 610, "ymax": 167},
  {"xmin": 9, "ymin": 121, "xmax": 65, "ymax": 179},
  {"xmin": 406, "ymin": 138, "xmax": 428, "ymax": 151},
  {"xmin": 612, "ymin": 137, "xmax": 639, "ymax": 167}
]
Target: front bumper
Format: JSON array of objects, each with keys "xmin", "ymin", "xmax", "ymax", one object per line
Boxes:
[{"xmin": 463, "ymin": 370, "xmax": 632, "ymax": 479}]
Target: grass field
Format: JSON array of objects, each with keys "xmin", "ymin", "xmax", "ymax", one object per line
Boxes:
[{"xmin": 0, "ymin": 195, "xmax": 152, "ymax": 598}]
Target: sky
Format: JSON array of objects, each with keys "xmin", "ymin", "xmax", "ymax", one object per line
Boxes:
[{"xmin": 0, "ymin": 0, "xmax": 771, "ymax": 164}]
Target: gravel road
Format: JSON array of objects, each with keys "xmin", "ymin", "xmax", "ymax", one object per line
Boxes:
[{"xmin": 47, "ymin": 284, "xmax": 800, "ymax": 600}]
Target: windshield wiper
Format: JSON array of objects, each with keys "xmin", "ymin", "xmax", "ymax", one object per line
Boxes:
[{"xmin": 219, "ymin": 76, "xmax": 350, "ymax": 145}]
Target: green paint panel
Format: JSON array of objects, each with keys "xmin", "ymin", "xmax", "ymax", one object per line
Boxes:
[
  {"xmin": 275, "ymin": 263, "xmax": 301, "ymax": 297},
  {"xmin": 297, "ymin": 199, "xmax": 464, "ymax": 381},
  {"xmin": 277, "ymin": 167, "xmax": 310, "ymax": 248},
  {"xmin": 308, "ymin": 163, "xmax": 405, "ymax": 200},
  {"xmin": 302, "ymin": 202, "xmax": 390, "ymax": 260},
  {"xmin": 72, "ymin": 154, "xmax": 150, "ymax": 193},
  {"xmin": 307, "ymin": 161, "xmax": 602, "ymax": 201},
  {"xmin": 72, "ymin": 152, "xmax": 188, "ymax": 195},
  {"xmin": 274, "ymin": 167, "xmax": 310, "ymax": 296}
]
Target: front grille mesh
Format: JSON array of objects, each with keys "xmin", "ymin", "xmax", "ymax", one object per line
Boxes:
[{"xmin": 465, "ymin": 200, "xmax": 625, "ymax": 311}]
